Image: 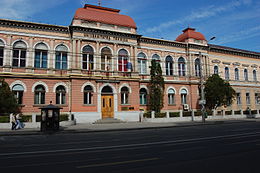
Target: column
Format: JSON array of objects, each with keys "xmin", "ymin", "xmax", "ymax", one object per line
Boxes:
[
  {"xmin": 4, "ymin": 35, "xmax": 12, "ymax": 68},
  {"xmin": 96, "ymin": 41, "xmax": 100, "ymax": 71}
]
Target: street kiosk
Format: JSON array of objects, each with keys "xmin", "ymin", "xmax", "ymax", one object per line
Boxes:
[{"xmin": 40, "ymin": 102, "xmax": 62, "ymax": 132}]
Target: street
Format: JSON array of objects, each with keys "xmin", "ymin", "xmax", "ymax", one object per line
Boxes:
[{"xmin": 1, "ymin": 121, "xmax": 260, "ymax": 173}]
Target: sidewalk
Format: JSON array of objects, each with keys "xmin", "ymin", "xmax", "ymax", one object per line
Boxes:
[{"xmin": 0, "ymin": 118, "xmax": 259, "ymax": 136}]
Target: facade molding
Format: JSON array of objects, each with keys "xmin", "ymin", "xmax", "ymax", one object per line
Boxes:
[
  {"xmin": 9, "ymin": 80, "xmax": 27, "ymax": 92},
  {"xmin": 31, "ymin": 81, "xmax": 49, "ymax": 92}
]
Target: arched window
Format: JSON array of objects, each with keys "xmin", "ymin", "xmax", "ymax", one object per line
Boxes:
[
  {"xmin": 138, "ymin": 53, "xmax": 147, "ymax": 74},
  {"xmin": 84, "ymin": 85, "xmax": 93, "ymax": 105},
  {"xmin": 101, "ymin": 47, "xmax": 112, "ymax": 71},
  {"xmin": 168, "ymin": 88, "xmax": 175, "ymax": 105},
  {"xmin": 118, "ymin": 49, "xmax": 129, "ymax": 72},
  {"xmin": 253, "ymin": 70, "xmax": 257, "ymax": 81},
  {"xmin": 178, "ymin": 57, "xmax": 186, "ymax": 76},
  {"xmin": 181, "ymin": 89, "xmax": 188, "ymax": 104},
  {"xmin": 225, "ymin": 67, "xmax": 229, "ymax": 80},
  {"xmin": 214, "ymin": 65, "xmax": 218, "ymax": 75},
  {"xmin": 139, "ymin": 88, "xmax": 147, "ymax": 105},
  {"xmin": 56, "ymin": 86, "xmax": 66, "ymax": 105},
  {"xmin": 34, "ymin": 85, "xmax": 45, "ymax": 105},
  {"xmin": 165, "ymin": 56, "xmax": 173, "ymax": 76},
  {"xmin": 195, "ymin": 58, "xmax": 201, "ymax": 77},
  {"xmin": 121, "ymin": 87, "xmax": 129, "ymax": 104},
  {"xmin": 35, "ymin": 43, "xmax": 48, "ymax": 68},
  {"xmin": 152, "ymin": 54, "xmax": 160, "ymax": 63},
  {"xmin": 235, "ymin": 68, "xmax": 239, "ymax": 80},
  {"xmin": 55, "ymin": 45, "xmax": 68, "ymax": 70},
  {"xmin": 244, "ymin": 69, "xmax": 248, "ymax": 81},
  {"xmin": 12, "ymin": 84, "xmax": 24, "ymax": 104},
  {"xmin": 82, "ymin": 45, "xmax": 94, "ymax": 71},
  {"xmin": 0, "ymin": 40, "xmax": 4, "ymax": 66},
  {"xmin": 13, "ymin": 41, "xmax": 27, "ymax": 67}
]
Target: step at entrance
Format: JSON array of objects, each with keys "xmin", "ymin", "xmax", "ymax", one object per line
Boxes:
[{"xmin": 94, "ymin": 118, "xmax": 125, "ymax": 124}]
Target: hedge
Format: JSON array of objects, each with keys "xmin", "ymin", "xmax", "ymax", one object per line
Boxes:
[{"xmin": 169, "ymin": 112, "xmax": 180, "ymax": 117}]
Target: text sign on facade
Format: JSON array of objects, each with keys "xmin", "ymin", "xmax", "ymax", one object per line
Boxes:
[{"xmin": 84, "ymin": 33, "xmax": 128, "ymax": 42}]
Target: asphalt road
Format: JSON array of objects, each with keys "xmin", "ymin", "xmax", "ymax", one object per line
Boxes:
[{"xmin": 1, "ymin": 121, "xmax": 260, "ymax": 173}]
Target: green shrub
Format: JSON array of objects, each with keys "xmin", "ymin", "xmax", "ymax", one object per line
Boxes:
[
  {"xmin": 225, "ymin": 111, "xmax": 232, "ymax": 115},
  {"xmin": 21, "ymin": 115, "xmax": 32, "ymax": 122},
  {"xmin": 0, "ymin": 116, "xmax": 9, "ymax": 123},
  {"xmin": 155, "ymin": 113, "xmax": 166, "ymax": 118},
  {"xmin": 194, "ymin": 111, "xmax": 202, "ymax": 116},
  {"xmin": 60, "ymin": 114, "xmax": 69, "ymax": 122},
  {"xmin": 206, "ymin": 110, "xmax": 213, "ymax": 116},
  {"xmin": 169, "ymin": 112, "xmax": 180, "ymax": 117},
  {"xmin": 143, "ymin": 112, "xmax": 151, "ymax": 118},
  {"xmin": 183, "ymin": 111, "xmax": 191, "ymax": 117},
  {"xmin": 251, "ymin": 110, "xmax": 258, "ymax": 114},
  {"xmin": 234, "ymin": 110, "xmax": 241, "ymax": 115}
]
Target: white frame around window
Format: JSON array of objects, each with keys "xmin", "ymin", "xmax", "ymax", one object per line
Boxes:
[
  {"xmin": 166, "ymin": 56, "xmax": 173, "ymax": 76},
  {"xmin": 84, "ymin": 85, "xmax": 93, "ymax": 105},
  {"xmin": 101, "ymin": 47, "xmax": 112, "ymax": 71},
  {"xmin": 121, "ymin": 87, "xmax": 129, "ymax": 105},
  {"xmin": 225, "ymin": 67, "xmax": 229, "ymax": 80},
  {"xmin": 35, "ymin": 50, "xmax": 48, "ymax": 68},
  {"xmin": 56, "ymin": 86, "xmax": 66, "ymax": 105},
  {"xmin": 178, "ymin": 57, "xmax": 186, "ymax": 76},
  {"xmin": 255, "ymin": 93, "xmax": 260, "ymax": 105},
  {"xmin": 195, "ymin": 58, "xmax": 201, "ymax": 77},
  {"xmin": 214, "ymin": 66, "xmax": 218, "ymax": 75},
  {"xmin": 244, "ymin": 69, "xmax": 248, "ymax": 81},
  {"xmin": 138, "ymin": 53, "xmax": 147, "ymax": 74},
  {"xmin": 139, "ymin": 88, "xmax": 147, "ymax": 105},
  {"xmin": 181, "ymin": 89, "xmax": 187, "ymax": 104},
  {"xmin": 0, "ymin": 46, "xmax": 3, "ymax": 66}
]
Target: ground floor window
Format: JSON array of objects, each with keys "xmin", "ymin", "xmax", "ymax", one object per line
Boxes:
[
  {"xmin": 84, "ymin": 85, "xmax": 93, "ymax": 105},
  {"xmin": 139, "ymin": 88, "xmax": 147, "ymax": 105},
  {"xmin": 12, "ymin": 84, "xmax": 24, "ymax": 104}
]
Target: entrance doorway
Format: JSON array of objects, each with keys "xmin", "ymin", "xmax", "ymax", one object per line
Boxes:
[{"xmin": 101, "ymin": 86, "xmax": 114, "ymax": 119}]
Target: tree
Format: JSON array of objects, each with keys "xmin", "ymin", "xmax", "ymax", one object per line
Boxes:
[
  {"xmin": 148, "ymin": 59, "xmax": 165, "ymax": 113},
  {"xmin": 204, "ymin": 74, "xmax": 236, "ymax": 110},
  {"xmin": 0, "ymin": 78, "xmax": 20, "ymax": 115}
]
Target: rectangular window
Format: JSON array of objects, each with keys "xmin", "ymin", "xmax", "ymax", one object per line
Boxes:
[{"xmin": 246, "ymin": 93, "xmax": 250, "ymax": 105}]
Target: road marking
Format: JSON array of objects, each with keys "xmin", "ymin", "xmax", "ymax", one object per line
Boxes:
[
  {"xmin": 1, "ymin": 131, "xmax": 260, "ymax": 157},
  {"xmin": 76, "ymin": 157, "xmax": 159, "ymax": 169}
]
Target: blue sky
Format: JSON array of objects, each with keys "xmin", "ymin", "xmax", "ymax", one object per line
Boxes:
[{"xmin": 0, "ymin": 0, "xmax": 259, "ymax": 52}]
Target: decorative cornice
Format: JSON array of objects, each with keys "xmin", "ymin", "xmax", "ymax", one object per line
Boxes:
[
  {"xmin": 0, "ymin": 18, "xmax": 69, "ymax": 33},
  {"xmin": 232, "ymin": 62, "xmax": 241, "ymax": 66},
  {"xmin": 139, "ymin": 37, "xmax": 186, "ymax": 48},
  {"xmin": 212, "ymin": 59, "xmax": 221, "ymax": 64}
]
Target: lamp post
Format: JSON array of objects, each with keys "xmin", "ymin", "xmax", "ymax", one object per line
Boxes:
[{"xmin": 200, "ymin": 36, "xmax": 216, "ymax": 123}]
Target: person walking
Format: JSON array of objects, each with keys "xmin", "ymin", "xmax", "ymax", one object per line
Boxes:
[
  {"xmin": 11, "ymin": 114, "xmax": 17, "ymax": 130},
  {"xmin": 15, "ymin": 114, "xmax": 23, "ymax": 130}
]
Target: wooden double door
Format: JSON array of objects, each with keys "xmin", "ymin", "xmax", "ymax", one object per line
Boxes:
[{"xmin": 101, "ymin": 95, "xmax": 114, "ymax": 119}]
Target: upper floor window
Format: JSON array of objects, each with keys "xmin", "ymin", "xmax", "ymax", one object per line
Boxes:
[
  {"xmin": 178, "ymin": 57, "xmax": 186, "ymax": 76},
  {"xmin": 35, "ymin": 43, "xmax": 48, "ymax": 68},
  {"xmin": 214, "ymin": 65, "xmax": 218, "ymax": 75},
  {"xmin": 101, "ymin": 47, "xmax": 112, "ymax": 71},
  {"xmin": 0, "ymin": 40, "xmax": 4, "ymax": 66},
  {"xmin": 168, "ymin": 88, "xmax": 175, "ymax": 105},
  {"xmin": 34, "ymin": 85, "xmax": 45, "ymax": 105},
  {"xmin": 55, "ymin": 45, "xmax": 68, "ymax": 70},
  {"xmin": 165, "ymin": 56, "xmax": 173, "ymax": 76},
  {"xmin": 244, "ymin": 69, "xmax": 248, "ymax": 81},
  {"xmin": 139, "ymin": 88, "xmax": 147, "ymax": 105},
  {"xmin": 118, "ymin": 49, "xmax": 129, "ymax": 72},
  {"xmin": 253, "ymin": 70, "xmax": 257, "ymax": 81},
  {"xmin": 12, "ymin": 84, "xmax": 24, "ymax": 104},
  {"xmin": 84, "ymin": 85, "xmax": 93, "ymax": 105},
  {"xmin": 235, "ymin": 68, "xmax": 239, "ymax": 81},
  {"xmin": 195, "ymin": 58, "xmax": 201, "ymax": 77},
  {"xmin": 82, "ymin": 45, "xmax": 94, "ymax": 71},
  {"xmin": 121, "ymin": 87, "xmax": 129, "ymax": 104},
  {"xmin": 56, "ymin": 86, "xmax": 66, "ymax": 105},
  {"xmin": 152, "ymin": 54, "xmax": 160, "ymax": 62},
  {"xmin": 138, "ymin": 53, "xmax": 147, "ymax": 74},
  {"xmin": 225, "ymin": 67, "xmax": 229, "ymax": 80},
  {"xmin": 12, "ymin": 41, "xmax": 27, "ymax": 67}
]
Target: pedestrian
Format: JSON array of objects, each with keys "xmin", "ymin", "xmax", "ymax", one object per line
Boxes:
[
  {"xmin": 15, "ymin": 114, "xmax": 23, "ymax": 130},
  {"xmin": 11, "ymin": 114, "xmax": 17, "ymax": 130}
]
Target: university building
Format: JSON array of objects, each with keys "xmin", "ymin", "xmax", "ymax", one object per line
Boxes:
[{"xmin": 0, "ymin": 4, "xmax": 260, "ymax": 123}]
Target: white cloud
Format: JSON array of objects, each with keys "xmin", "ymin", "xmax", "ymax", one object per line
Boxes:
[
  {"xmin": 216, "ymin": 25, "xmax": 260, "ymax": 44},
  {"xmin": 0, "ymin": 0, "xmax": 67, "ymax": 20},
  {"xmin": 145, "ymin": 0, "xmax": 253, "ymax": 34}
]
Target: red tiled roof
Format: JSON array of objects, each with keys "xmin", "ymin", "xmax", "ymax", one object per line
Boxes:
[
  {"xmin": 74, "ymin": 4, "xmax": 137, "ymax": 29},
  {"xmin": 176, "ymin": 28, "xmax": 206, "ymax": 42}
]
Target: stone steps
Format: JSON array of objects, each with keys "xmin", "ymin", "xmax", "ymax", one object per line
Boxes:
[{"xmin": 94, "ymin": 118, "xmax": 125, "ymax": 124}]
